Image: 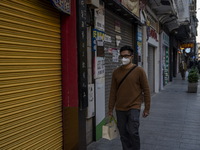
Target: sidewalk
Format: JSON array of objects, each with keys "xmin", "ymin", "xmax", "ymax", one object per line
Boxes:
[{"xmin": 87, "ymin": 74, "xmax": 200, "ymax": 150}]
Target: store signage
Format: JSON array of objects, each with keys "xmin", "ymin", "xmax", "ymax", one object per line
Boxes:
[
  {"xmin": 180, "ymin": 43, "xmax": 194, "ymax": 48},
  {"xmin": 149, "ymin": 28, "xmax": 157, "ymax": 41},
  {"xmin": 164, "ymin": 49, "xmax": 169, "ymax": 85},
  {"xmin": 121, "ymin": 0, "xmax": 139, "ymax": 17},
  {"xmin": 147, "ymin": 26, "xmax": 158, "ymax": 41},
  {"xmin": 162, "ymin": 32, "xmax": 169, "ymax": 46},
  {"xmin": 137, "ymin": 26, "xmax": 142, "ymax": 66},
  {"xmin": 92, "ymin": 29, "xmax": 105, "ymax": 51},
  {"xmin": 50, "ymin": 0, "xmax": 70, "ymax": 14}
]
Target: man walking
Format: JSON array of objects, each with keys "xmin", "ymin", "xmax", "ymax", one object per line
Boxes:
[
  {"xmin": 108, "ymin": 45, "xmax": 151, "ymax": 150},
  {"xmin": 179, "ymin": 61, "xmax": 187, "ymax": 80}
]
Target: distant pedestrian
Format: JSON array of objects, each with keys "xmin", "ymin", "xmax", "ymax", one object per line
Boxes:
[
  {"xmin": 108, "ymin": 45, "xmax": 151, "ymax": 150},
  {"xmin": 179, "ymin": 61, "xmax": 187, "ymax": 80}
]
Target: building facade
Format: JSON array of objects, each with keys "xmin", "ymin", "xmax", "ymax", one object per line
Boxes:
[
  {"xmin": 1, "ymin": 0, "xmax": 80, "ymax": 149},
  {"xmin": 0, "ymin": 0, "xmax": 198, "ymax": 150}
]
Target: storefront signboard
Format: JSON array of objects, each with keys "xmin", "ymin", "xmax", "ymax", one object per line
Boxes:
[{"xmin": 51, "ymin": 0, "xmax": 70, "ymax": 14}]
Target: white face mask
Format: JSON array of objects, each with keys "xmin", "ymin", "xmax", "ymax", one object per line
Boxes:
[{"xmin": 121, "ymin": 57, "xmax": 131, "ymax": 65}]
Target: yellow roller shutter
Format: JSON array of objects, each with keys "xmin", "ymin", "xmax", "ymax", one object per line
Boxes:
[{"xmin": 0, "ymin": 0, "xmax": 62, "ymax": 149}]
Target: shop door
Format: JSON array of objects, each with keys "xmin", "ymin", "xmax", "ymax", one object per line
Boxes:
[
  {"xmin": 148, "ymin": 45, "xmax": 155, "ymax": 94},
  {"xmin": 0, "ymin": 0, "xmax": 63, "ymax": 149}
]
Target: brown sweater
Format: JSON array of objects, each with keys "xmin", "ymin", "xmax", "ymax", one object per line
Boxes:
[{"xmin": 109, "ymin": 64, "xmax": 151, "ymax": 113}]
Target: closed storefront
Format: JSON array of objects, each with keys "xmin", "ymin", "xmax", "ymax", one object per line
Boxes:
[
  {"xmin": 145, "ymin": 7, "xmax": 159, "ymax": 94},
  {"xmin": 104, "ymin": 9, "xmax": 134, "ymax": 115},
  {"xmin": 0, "ymin": 0, "xmax": 62, "ymax": 149},
  {"xmin": 148, "ymin": 45, "xmax": 155, "ymax": 94},
  {"xmin": 160, "ymin": 31, "xmax": 169, "ymax": 89}
]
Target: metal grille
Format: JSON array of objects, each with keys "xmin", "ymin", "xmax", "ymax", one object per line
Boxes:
[
  {"xmin": 148, "ymin": 45, "xmax": 155, "ymax": 94},
  {"xmin": 0, "ymin": 0, "xmax": 63, "ymax": 149},
  {"xmin": 104, "ymin": 10, "xmax": 133, "ymax": 115}
]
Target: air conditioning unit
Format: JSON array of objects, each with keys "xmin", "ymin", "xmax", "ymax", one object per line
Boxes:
[{"xmin": 86, "ymin": 0, "xmax": 99, "ymax": 8}]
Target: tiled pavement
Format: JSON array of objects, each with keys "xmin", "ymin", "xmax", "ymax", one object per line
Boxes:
[{"xmin": 87, "ymin": 74, "xmax": 200, "ymax": 150}]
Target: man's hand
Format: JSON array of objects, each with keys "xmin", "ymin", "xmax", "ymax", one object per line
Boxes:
[{"xmin": 142, "ymin": 111, "xmax": 149, "ymax": 118}]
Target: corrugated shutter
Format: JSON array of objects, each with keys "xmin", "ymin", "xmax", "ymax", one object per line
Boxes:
[
  {"xmin": 104, "ymin": 10, "xmax": 133, "ymax": 115},
  {"xmin": 148, "ymin": 45, "xmax": 155, "ymax": 94},
  {"xmin": 0, "ymin": 0, "xmax": 63, "ymax": 149}
]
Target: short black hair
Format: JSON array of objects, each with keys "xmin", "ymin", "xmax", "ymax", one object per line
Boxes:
[{"xmin": 120, "ymin": 45, "xmax": 134, "ymax": 54}]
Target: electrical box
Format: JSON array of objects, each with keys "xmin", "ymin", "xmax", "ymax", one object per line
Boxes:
[
  {"xmin": 95, "ymin": 77, "xmax": 105, "ymax": 125},
  {"xmin": 86, "ymin": 0, "xmax": 99, "ymax": 8}
]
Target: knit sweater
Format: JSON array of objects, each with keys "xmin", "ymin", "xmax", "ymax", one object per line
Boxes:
[{"xmin": 109, "ymin": 64, "xmax": 151, "ymax": 113}]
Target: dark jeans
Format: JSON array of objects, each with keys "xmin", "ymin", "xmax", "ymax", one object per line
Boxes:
[
  {"xmin": 116, "ymin": 109, "xmax": 140, "ymax": 150},
  {"xmin": 180, "ymin": 70, "xmax": 186, "ymax": 79}
]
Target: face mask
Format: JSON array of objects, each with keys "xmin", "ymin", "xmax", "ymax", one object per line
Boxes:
[{"xmin": 121, "ymin": 57, "xmax": 130, "ymax": 65}]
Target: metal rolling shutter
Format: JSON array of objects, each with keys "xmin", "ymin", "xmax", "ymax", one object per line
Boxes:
[
  {"xmin": 148, "ymin": 45, "xmax": 155, "ymax": 94},
  {"xmin": 104, "ymin": 10, "xmax": 133, "ymax": 115},
  {"xmin": 0, "ymin": 0, "xmax": 62, "ymax": 149}
]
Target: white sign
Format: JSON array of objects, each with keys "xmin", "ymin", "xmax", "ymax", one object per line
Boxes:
[
  {"xmin": 112, "ymin": 49, "xmax": 119, "ymax": 62},
  {"xmin": 115, "ymin": 35, "xmax": 122, "ymax": 47},
  {"xmin": 95, "ymin": 57, "xmax": 105, "ymax": 79},
  {"xmin": 105, "ymin": 34, "xmax": 112, "ymax": 43},
  {"xmin": 162, "ymin": 32, "xmax": 169, "ymax": 47},
  {"xmin": 94, "ymin": 4, "xmax": 105, "ymax": 31}
]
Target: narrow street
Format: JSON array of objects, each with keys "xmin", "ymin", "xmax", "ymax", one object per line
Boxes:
[
  {"xmin": 1, "ymin": 1, "xmax": 199, "ymax": 149},
  {"xmin": 87, "ymin": 73, "xmax": 200, "ymax": 150}
]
